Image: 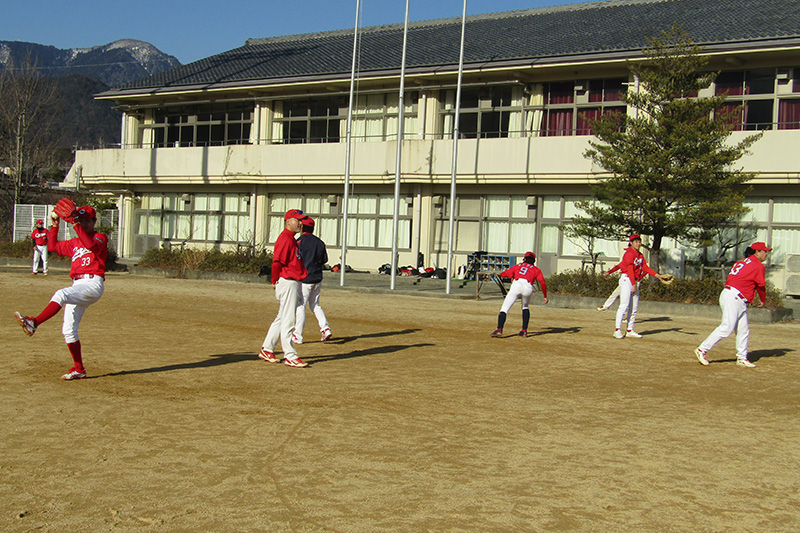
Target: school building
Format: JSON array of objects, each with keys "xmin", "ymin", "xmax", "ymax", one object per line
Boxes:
[{"xmin": 65, "ymin": 0, "xmax": 800, "ymax": 292}]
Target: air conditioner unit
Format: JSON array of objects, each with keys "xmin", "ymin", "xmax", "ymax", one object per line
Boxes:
[{"xmin": 784, "ymin": 254, "xmax": 800, "ymax": 296}]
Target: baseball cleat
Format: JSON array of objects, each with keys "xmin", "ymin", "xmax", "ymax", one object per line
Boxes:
[
  {"xmin": 258, "ymin": 349, "xmax": 280, "ymax": 363},
  {"xmin": 292, "ymin": 334, "xmax": 303, "ymax": 345},
  {"xmin": 491, "ymin": 328, "xmax": 503, "ymax": 337},
  {"xmin": 321, "ymin": 328, "xmax": 332, "ymax": 342},
  {"xmin": 626, "ymin": 330, "xmax": 643, "ymax": 338},
  {"xmin": 518, "ymin": 329, "xmax": 527, "ymax": 337},
  {"xmin": 284, "ymin": 356, "xmax": 308, "ymax": 368},
  {"xmin": 61, "ymin": 367, "xmax": 86, "ymax": 380},
  {"xmin": 14, "ymin": 312, "xmax": 37, "ymax": 336},
  {"xmin": 613, "ymin": 329, "xmax": 625, "ymax": 339},
  {"xmin": 694, "ymin": 348, "xmax": 709, "ymax": 365},
  {"xmin": 596, "ymin": 306, "xmax": 606, "ymax": 311},
  {"xmin": 736, "ymin": 358, "xmax": 756, "ymax": 368}
]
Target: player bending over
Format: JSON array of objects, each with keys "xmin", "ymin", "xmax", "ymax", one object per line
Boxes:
[
  {"xmin": 491, "ymin": 252, "xmax": 548, "ymax": 338},
  {"xmin": 15, "ymin": 202, "xmax": 108, "ymax": 380}
]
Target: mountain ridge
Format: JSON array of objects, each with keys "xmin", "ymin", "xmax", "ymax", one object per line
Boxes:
[{"xmin": 0, "ymin": 39, "xmax": 181, "ymax": 87}]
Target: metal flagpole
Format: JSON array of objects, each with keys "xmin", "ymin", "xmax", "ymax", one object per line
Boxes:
[
  {"xmin": 390, "ymin": 0, "xmax": 410, "ymax": 290},
  {"xmin": 341, "ymin": 0, "xmax": 361, "ymax": 287},
  {"xmin": 446, "ymin": 0, "xmax": 468, "ymax": 295}
]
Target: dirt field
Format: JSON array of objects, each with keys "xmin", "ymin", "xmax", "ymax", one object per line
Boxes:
[{"xmin": 2, "ymin": 271, "xmax": 799, "ymax": 532}]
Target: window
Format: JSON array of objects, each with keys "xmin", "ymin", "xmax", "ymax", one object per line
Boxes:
[
  {"xmin": 433, "ymin": 195, "xmax": 535, "ymax": 254},
  {"xmin": 541, "ymin": 195, "xmax": 619, "ymax": 259},
  {"xmin": 534, "ymin": 79, "xmax": 626, "ymax": 137},
  {"xmin": 134, "ymin": 193, "xmax": 251, "ymax": 247},
  {"xmin": 277, "ymin": 96, "xmax": 346, "ymax": 144},
  {"xmin": 441, "ymin": 86, "xmax": 519, "ymax": 139},
  {"xmin": 352, "ymin": 92, "xmax": 419, "ymax": 142},
  {"xmin": 142, "ymin": 103, "xmax": 253, "ymax": 147},
  {"xmin": 715, "ymin": 70, "xmax": 776, "ymax": 131}
]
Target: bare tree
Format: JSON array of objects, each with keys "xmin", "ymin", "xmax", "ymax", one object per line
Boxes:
[{"xmin": 0, "ymin": 55, "xmax": 59, "ymax": 238}]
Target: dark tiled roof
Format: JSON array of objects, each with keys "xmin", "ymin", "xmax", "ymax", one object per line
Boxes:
[{"xmin": 113, "ymin": 0, "xmax": 800, "ymax": 93}]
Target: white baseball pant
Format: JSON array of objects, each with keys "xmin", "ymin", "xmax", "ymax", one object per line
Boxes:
[
  {"xmin": 51, "ymin": 276, "xmax": 105, "ymax": 343},
  {"xmin": 698, "ymin": 287, "xmax": 750, "ymax": 359},
  {"xmin": 263, "ymin": 277, "xmax": 301, "ymax": 357},
  {"xmin": 615, "ymin": 274, "xmax": 639, "ymax": 332},
  {"xmin": 500, "ymin": 279, "xmax": 534, "ymax": 313},
  {"xmin": 294, "ymin": 282, "xmax": 329, "ymax": 343},
  {"xmin": 33, "ymin": 244, "xmax": 48, "ymax": 273},
  {"xmin": 601, "ymin": 286, "xmax": 620, "ymax": 309}
]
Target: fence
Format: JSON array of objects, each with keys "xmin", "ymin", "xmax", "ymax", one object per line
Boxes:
[{"xmin": 13, "ymin": 204, "xmax": 119, "ymax": 252}]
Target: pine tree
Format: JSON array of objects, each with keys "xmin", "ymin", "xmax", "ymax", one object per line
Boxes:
[{"xmin": 575, "ymin": 25, "xmax": 762, "ymax": 272}]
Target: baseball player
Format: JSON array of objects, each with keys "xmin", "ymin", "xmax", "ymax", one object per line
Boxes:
[
  {"xmin": 259, "ymin": 209, "xmax": 309, "ymax": 368},
  {"xmin": 14, "ymin": 206, "xmax": 108, "ymax": 380},
  {"xmin": 613, "ymin": 234, "xmax": 666, "ymax": 338},
  {"xmin": 293, "ymin": 217, "xmax": 332, "ymax": 345},
  {"xmin": 694, "ymin": 243, "xmax": 771, "ymax": 368},
  {"xmin": 31, "ymin": 219, "xmax": 49, "ymax": 275},
  {"xmin": 491, "ymin": 252, "xmax": 548, "ymax": 337}
]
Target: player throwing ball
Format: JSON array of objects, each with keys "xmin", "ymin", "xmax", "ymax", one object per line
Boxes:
[
  {"xmin": 613, "ymin": 234, "xmax": 666, "ymax": 339},
  {"xmin": 491, "ymin": 252, "xmax": 548, "ymax": 337},
  {"xmin": 14, "ymin": 202, "xmax": 108, "ymax": 380},
  {"xmin": 694, "ymin": 243, "xmax": 770, "ymax": 368}
]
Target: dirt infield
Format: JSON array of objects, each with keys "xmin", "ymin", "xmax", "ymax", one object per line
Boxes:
[{"xmin": 2, "ymin": 271, "xmax": 799, "ymax": 531}]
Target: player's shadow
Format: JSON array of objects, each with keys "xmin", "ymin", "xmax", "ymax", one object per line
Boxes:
[
  {"xmin": 636, "ymin": 316, "xmax": 673, "ymax": 323},
  {"xmin": 321, "ymin": 328, "xmax": 421, "ymax": 345},
  {"xmin": 713, "ymin": 348, "xmax": 795, "ymax": 364},
  {"xmin": 638, "ymin": 327, "xmax": 694, "ymax": 336},
  {"xmin": 305, "ymin": 343, "xmax": 435, "ymax": 365},
  {"xmin": 527, "ymin": 326, "xmax": 581, "ymax": 337},
  {"xmin": 97, "ymin": 352, "xmax": 253, "ymax": 378}
]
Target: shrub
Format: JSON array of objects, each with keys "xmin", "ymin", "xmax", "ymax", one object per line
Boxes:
[
  {"xmin": 0, "ymin": 239, "xmax": 38, "ymax": 258},
  {"xmin": 138, "ymin": 247, "xmax": 272, "ymax": 275},
  {"xmin": 547, "ymin": 269, "xmax": 783, "ymax": 309}
]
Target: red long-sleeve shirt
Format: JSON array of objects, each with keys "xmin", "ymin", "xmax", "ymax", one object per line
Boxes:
[
  {"xmin": 500, "ymin": 263, "xmax": 548, "ymax": 298},
  {"xmin": 271, "ymin": 228, "xmax": 308, "ymax": 284},
  {"xmin": 725, "ymin": 256, "xmax": 766, "ymax": 303},
  {"xmin": 48, "ymin": 223, "xmax": 108, "ymax": 279},
  {"xmin": 620, "ymin": 246, "xmax": 658, "ymax": 282}
]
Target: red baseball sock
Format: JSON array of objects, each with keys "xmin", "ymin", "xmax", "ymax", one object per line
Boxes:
[
  {"xmin": 67, "ymin": 341, "xmax": 84, "ymax": 372},
  {"xmin": 34, "ymin": 301, "xmax": 62, "ymax": 327}
]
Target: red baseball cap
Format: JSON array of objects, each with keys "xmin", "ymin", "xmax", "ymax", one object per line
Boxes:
[
  {"xmin": 76, "ymin": 206, "xmax": 96, "ymax": 220},
  {"xmin": 750, "ymin": 242, "xmax": 772, "ymax": 251},
  {"xmin": 36, "ymin": 219, "xmax": 43, "ymax": 224},
  {"xmin": 284, "ymin": 209, "xmax": 306, "ymax": 221},
  {"xmin": 303, "ymin": 216, "xmax": 316, "ymax": 228},
  {"xmin": 524, "ymin": 251, "xmax": 536, "ymax": 260},
  {"xmin": 629, "ymin": 234, "xmax": 641, "ymax": 241}
]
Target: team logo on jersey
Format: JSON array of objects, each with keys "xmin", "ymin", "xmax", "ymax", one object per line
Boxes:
[{"xmin": 72, "ymin": 247, "xmax": 92, "ymax": 262}]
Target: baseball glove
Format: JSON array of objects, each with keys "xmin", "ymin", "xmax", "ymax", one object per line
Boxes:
[
  {"xmin": 659, "ymin": 273, "xmax": 675, "ymax": 285},
  {"xmin": 54, "ymin": 198, "xmax": 78, "ymax": 224},
  {"xmin": 493, "ymin": 274, "xmax": 508, "ymax": 296}
]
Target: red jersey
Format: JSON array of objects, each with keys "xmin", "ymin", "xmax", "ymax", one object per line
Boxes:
[
  {"xmin": 271, "ymin": 228, "xmax": 308, "ymax": 284},
  {"xmin": 725, "ymin": 256, "xmax": 766, "ymax": 303},
  {"xmin": 48, "ymin": 224, "xmax": 108, "ymax": 279},
  {"xmin": 31, "ymin": 228, "xmax": 48, "ymax": 246},
  {"xmin": 620, "ymin": 246, "xmax": 658, "ymax": 281},
  {"xmin": 500, "ymin": 263, "xmax": 548, "ymax": 298}
]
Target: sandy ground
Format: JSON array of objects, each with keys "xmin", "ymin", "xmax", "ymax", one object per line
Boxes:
[{"xmin": 2, "ymin": 271, "xmax": 799, "ymax": 532}]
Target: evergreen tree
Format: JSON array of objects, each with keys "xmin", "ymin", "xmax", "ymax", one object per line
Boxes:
[{"xmin": 574, "ymin": 25, "xmax": 762, "ymax": 272}]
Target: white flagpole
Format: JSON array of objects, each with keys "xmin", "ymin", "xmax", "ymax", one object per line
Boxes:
[
  {"xmin": 390, "ymin": 0, "xmax": 410, "ymax": 290},
  {"xmin": 341, "ymin": 0, "xmax": 361, "ymax": 286},
  {"xmin": 446, "ymin": 0, "xmax": 467, "ymax": 295}
]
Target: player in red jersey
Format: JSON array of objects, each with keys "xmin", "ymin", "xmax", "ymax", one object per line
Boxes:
[
  {"xmin": 259, "ymin": 209, "xmax": 310, "ymax": 368},
  {"xmin": 613, "ymin": 234, "xmax": 666, "ymax": 339},
  {"xmin": 14, "ymin": 206, "xmax": 108, "ymax": 380},
  {"xmin": 30, "ymin": 219, "xmax": 49, "ymax": 275},
  {"xmin": 491, "ymin": 252, "xmax": 549, "ymax": 337},
  {"xmin": 694, "ymin": 243, "xmax": 771, "ymax": 368}
]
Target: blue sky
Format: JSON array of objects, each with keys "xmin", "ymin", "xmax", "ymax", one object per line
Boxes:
[{"xmin": 3, "ymin": 0, "xmax": 594, "ymax": 64}]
